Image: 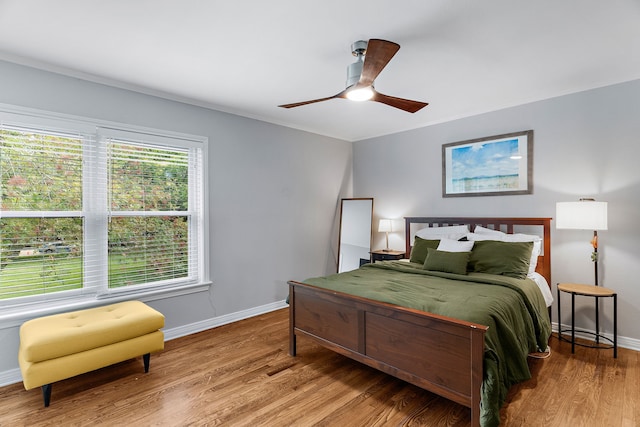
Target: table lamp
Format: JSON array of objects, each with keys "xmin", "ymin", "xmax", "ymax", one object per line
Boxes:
[{"xmin": 378, "ymin": 219, "xmax": 393, "ymax": 252}]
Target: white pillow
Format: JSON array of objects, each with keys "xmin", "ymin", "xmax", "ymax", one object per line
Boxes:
[
  {"xmin": 466, "ymin": 232, "xmax": 499, "ymax": 241},
  {"xmin": 503, "ymin": 233, "xmax": 541, "ymax": 243},
  {"xmin": 473, "ymin": 225, "xmax": 505, "ymax": 236},
  {"xmin": 437, "ymin": 238, "xmax": 474, "ymax": 252},
  {"xmin": 415, "ymin": 225, "xmax": 470, "ymax": 242}
]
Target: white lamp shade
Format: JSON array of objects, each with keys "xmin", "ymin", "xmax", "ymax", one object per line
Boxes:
[
  {"xmin": 556, "ymin": 201, "xmax": 608, "ymax": 230},
  {"xmin": 378, "ymin": 219, "xmax": 393, "ymax": 233}
]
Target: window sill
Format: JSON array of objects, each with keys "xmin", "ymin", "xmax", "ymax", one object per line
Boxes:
[{"xmin": 0, "ymin": 281, "xmax": 213, "ymax": 329}]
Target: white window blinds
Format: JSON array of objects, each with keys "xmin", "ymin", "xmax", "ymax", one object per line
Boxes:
[
  {"xmin": 0, "ymin": 118, "xmax": 205, "ymax": 305},
  {"xmin": 0, "ymin": 125, "xmax": 88, "ymax": 300},
  {"xmin": 102, "ymin": 134, "xmax": 202, "ymax": 292}
]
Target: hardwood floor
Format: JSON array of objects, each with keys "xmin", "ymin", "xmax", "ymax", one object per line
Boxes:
[{"xmin": 0, "ymin": 308, "xmax": 638, "ymax": 426}]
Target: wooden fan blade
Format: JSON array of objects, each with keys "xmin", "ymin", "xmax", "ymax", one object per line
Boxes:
[
  {"xmin": 371, "ymin": 91, "xmax": 428, "ymax": 113},
  {"xmin": 358, "ymin": 39, "xmax": 400, "ymax": 87},
  {"xmin": 278, "ymin": 90, "xmax": 347, "ymax": 109}
]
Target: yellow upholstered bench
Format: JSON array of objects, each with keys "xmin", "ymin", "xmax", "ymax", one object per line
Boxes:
[{"xmin": 18, "ymin": 300, "xmax": 164, "ymax": 407}]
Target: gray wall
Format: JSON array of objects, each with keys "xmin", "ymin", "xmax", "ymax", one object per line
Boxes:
[
  {"xmin": 354, "ymin": 79, "xmax": 640, "ymax": 347},
  {"xmin": 0, "ymin": 60, "xmax": 351, "ymax": 380}
]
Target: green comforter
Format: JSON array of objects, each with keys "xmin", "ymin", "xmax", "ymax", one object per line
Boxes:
[{"xmin": 301, "ymin": 261, "xmax": 551, "ymax": 427}]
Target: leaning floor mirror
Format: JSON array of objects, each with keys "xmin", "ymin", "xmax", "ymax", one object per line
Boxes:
[{"xmin": 337, "ymin": 198, "xmax": 373, "ymax": 273}]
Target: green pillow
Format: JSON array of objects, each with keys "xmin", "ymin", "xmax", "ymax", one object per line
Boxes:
[
  {"xmin": 468, "ymin": 240, "xmax": 533, "ymax": 279},
  {"xmin": 423, "ymin": 248, "xmax": 470, "ymax": 275},
  {"xmin": 409, "ymin": 236, "xmax": 440, "ymax": 264}
]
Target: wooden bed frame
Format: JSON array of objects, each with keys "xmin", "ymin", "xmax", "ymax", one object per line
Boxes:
[{"xmin": 288, "ymin": 217, "xmax": 552, "ymax": 427}]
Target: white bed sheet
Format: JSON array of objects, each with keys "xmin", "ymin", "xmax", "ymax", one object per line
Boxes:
[{"xmin": 529, "ymin": 271, "xmax": 554, "ymax": 307}]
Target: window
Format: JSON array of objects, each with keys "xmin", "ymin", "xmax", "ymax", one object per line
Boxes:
[
  {"xmin": 101, "ymin": 129, "xmax": 203, "ymax": 293},
  {"xmin": 0, "ymin": 127, "xmax": 85, "ymax": 299},
  {"xmin": 0, "ymin": 113, "xmax": 207, "ymax": 308}
]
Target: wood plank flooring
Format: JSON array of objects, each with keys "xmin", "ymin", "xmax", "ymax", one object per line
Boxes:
[{"xmin": 0, "ymin": 308, "xmax": 638, "ymax": 426}]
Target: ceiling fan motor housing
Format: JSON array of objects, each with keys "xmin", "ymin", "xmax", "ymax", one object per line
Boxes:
[
  {"xmin": 346, "ymin": 60, "xmax": 363, "ymax": 87},
  {"xmin": 346, "ymin": 40, "xmax": 368, "ymax": 88}
]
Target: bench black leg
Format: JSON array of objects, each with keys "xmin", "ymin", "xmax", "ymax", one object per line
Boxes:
[
  {"xmin": 40, "ymin": 354, "xmax": 151, "ymax": 407},
  {"xmin": 42, "ymin": 383, "xmax": 52, "ymax": 407},
  {"xmin": 143, "ymin": 353, "xmax": 151, "ymax": 373}
]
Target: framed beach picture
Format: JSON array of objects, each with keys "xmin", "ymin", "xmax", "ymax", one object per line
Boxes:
[{"xmin": 442, "ymin": 130, "xmax": 533, "ymax": 197}]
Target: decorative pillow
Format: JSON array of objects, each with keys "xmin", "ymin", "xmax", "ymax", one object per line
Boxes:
[
  {"xmin": 467, "ymin": 232, "xmax": 541, "ymax": 275},
  {"xmin": 468, "ymin": 240, "xmax": 533, "ymax": 279},
  {"xmin": 415, "ymin": 225, "xmax": 470, "ymax": 241},
  {"xmin": 504, "ymin": 233, "xmax": 542, "ymax": 275},
  {"xmin": 409, "ymin": 236, "xmax": 440, "ymax": 264},
  {"xmin": 423, "ymin": 248, "xmax": 470, "ymax": 275},
  {"xmin": 437, "ymin": 238, "xmax": 474, "ymax": 252}
]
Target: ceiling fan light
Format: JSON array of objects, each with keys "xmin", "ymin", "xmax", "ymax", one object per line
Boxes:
[{"xmin": 346, "ymin": 86, "xmax": 374, "ymax": 102}]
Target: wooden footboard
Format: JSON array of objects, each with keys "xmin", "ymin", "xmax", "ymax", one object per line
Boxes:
[{"xmin": 288, "ymin": 280, "xmax": 487, "ymax": 427}]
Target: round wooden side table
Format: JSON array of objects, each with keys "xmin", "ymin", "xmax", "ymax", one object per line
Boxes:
[{"xmin": 557, "ymin": 282, "xmax": 617, "ymax": 358}]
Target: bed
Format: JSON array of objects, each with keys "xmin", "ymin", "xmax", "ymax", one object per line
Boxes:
[{"xmin": 288, "ymin": 217, "xmax": 552, "ymax": 427}]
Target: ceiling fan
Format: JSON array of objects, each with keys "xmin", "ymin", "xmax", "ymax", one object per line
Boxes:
[{"xmin": 278, "ymin": 39, "xmax": 428, "ymax": 113}]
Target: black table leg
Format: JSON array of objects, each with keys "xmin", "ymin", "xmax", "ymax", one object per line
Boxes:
[
  {"xmin": 613, "ymin": 294, "xmax": 618, "ymax": 358},
  {"xmin": 595, "ymin": 296, "xmax": 600, "ymax": 344},
  {"xmin": 571, "ymin": 292, "xmax": 576, "ymax": 354},
  {"xmin": 557, "ymin": 287, "xmax": 561, "ymax": 338}
]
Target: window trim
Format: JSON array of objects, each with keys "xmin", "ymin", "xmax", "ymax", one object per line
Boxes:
[{"xmin": 0, "ymin": 103, "xmax": 210, "ymax": 318}]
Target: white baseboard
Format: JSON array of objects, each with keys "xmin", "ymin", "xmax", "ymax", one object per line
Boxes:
[
  {"xmin": 0, "ymin": 300, "xmax": 288, "ymax": 388},
  {"xmin": 162, "ymin": 300, "xmax": 288, "ymax": 341},
  {"xmin": 0, "ymin": 368, "xmax": 21, "ymax": 388}
]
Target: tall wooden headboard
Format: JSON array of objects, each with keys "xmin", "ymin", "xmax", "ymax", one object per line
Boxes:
[{"xmin": 404, "ymin": 217, "xmax": 552, "ymax": 286}]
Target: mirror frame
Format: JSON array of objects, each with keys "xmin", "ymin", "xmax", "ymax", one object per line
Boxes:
[{"xmin": 337, "ymin": 198, "xmax": 374, "ymax": 273}]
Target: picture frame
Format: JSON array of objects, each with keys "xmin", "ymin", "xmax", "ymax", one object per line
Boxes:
[{"xmin": 442, "ymin": 130, "xmax": 533, "ymax": 197}]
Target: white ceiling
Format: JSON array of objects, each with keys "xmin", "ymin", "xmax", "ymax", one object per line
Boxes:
[{"xmin": 1, "ymin": 1, "xmax": 639, "ymax": 141}]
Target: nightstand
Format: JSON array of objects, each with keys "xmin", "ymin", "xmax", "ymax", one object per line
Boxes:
[
  {"xmin": 557, "ymin": 282, "xmax": 617, "ymax": 358},
  {"xmin": 370, "ymin": 250, "xmax": 405, "ymax": 263}
]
